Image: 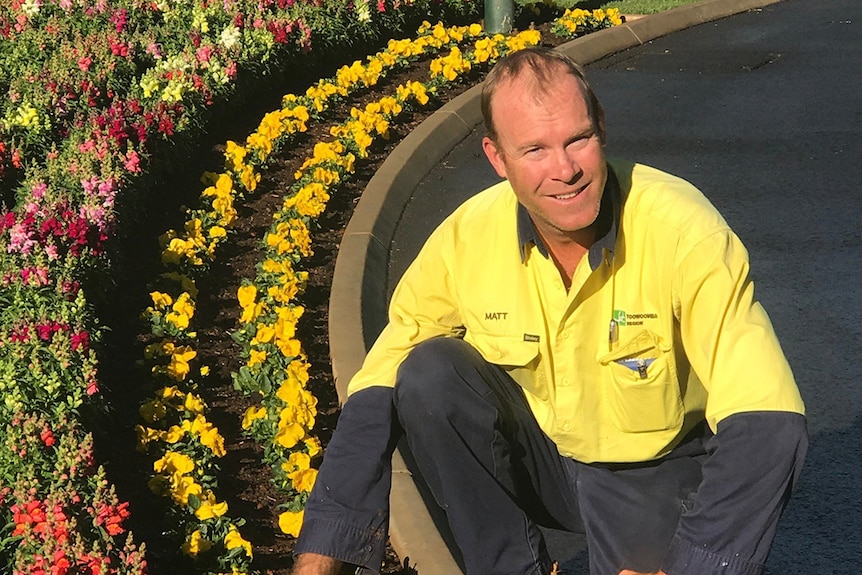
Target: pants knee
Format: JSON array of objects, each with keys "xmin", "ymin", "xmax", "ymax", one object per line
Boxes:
[{"xmin": 394, "ymin": 337, "xmax": 480, "ymax": 419}]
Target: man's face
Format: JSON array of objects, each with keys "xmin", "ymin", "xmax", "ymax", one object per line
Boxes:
[{"xmin": 482, "ymin": 71, "xmax": 608, "ymax": 246}]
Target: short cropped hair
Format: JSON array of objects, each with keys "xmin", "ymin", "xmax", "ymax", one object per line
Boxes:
[{"xmin": 481, "ymin": 47, "xmax": 605, "ymax": 143}]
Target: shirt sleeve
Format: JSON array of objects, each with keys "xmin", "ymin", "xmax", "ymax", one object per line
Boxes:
[
  {"xmin": 665, "ymin": 230, "xmax": 808, "ymax": 573},
  {"xmin": 294, "ymin": 386, "xmax": 400, "ymax": 571},
  {"xmin": 662, "ymin": 410, "xmax": 808, "ymax": 575},
  {"xmin": 347, "ymin": 220, "xmax": 464, "ymax": 396},
  {"xmin": 673, "ymin": 229, "xmax": 805, "ymax": 428}
]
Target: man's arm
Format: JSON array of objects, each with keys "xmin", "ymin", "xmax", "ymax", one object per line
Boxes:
[
  {"xmin": 294, "ymin": 211, "xmax": 466, "ymax": 570},
  {"xmin": 292, "ymin": 552, "xmax": 342, "ymax": 575},
  {"xmin": 293, "ymin": 387, "xmax": 400, "ymax": 572},
  {"xmin": 665, "ymin": 230, "xmax": 807, "ymax": 573},
  {"xmin": 662, "ymin": 411, "xmax": 807, "ymax": 575}
]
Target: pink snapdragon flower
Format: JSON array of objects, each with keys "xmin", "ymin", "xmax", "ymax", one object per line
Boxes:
[
  {"xmin": 7, "ymin": 221, "xmax": 36, "ymax": 255},
  {"xmin": 31, "ymin": 182, "xmax": 47, "ymax": 200},
  {"xmin": 123, "ymin": 149, "xmax": 141, "ymax": 173},
  {"xmin": 196, "ymin": 45, "xmax": 214, "ymax": 65}
]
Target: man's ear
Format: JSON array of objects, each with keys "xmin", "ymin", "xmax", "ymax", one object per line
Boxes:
[
  {"xmin": 482, "ymin": 136, "xmax": 507, "ymax": 179},
  {"xmin": 596, "ymin": 103, "xmax": 607, "ymax": 146}
]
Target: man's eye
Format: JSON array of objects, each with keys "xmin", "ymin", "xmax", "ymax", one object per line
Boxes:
[{"xmin": 568, "ymin": 137, "xmax": 591, "ymax": 150}]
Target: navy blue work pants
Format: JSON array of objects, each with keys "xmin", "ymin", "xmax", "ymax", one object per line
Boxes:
[{"xmin": 393, "ymin": 337, "xmax": 706, "ymax": 575}]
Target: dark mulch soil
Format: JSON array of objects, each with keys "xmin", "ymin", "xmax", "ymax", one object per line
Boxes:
[{"xmin": 92, "ymin": 19, "xmax": 568, "ymax": 575}]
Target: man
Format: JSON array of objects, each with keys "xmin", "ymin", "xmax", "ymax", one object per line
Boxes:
[{"xmin": 293, "ymin": 47, "xmax": 807, "ymax": 575}]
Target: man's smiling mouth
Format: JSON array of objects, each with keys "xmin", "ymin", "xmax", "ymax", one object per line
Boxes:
[{"xmin": 551, "ymin": 185, "xmax": 586, "ymax": 201}]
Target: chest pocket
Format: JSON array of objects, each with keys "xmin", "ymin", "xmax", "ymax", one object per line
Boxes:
[
  {"xmin": 465, "ymin": 332, "xmax": 547, "ymax": 400},
  {"xmin": 598, "ymin": 330, "xmax": 683, "ymax": 433}
]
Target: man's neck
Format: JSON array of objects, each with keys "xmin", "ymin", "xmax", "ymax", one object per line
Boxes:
[{"xmin": 541, "ymin": 226, "xmax": 596, "ymax": 290}]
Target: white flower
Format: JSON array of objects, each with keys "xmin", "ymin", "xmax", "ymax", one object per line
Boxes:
[
  {"xmin": 220, "ymin": 25, "xmax": 242, "ymax": 50},
  {"xmin": 21, "ymin": 0, "xmax": 41, "ymax": 17},
  {"xmin": 356, "ymin": 0, "xmax": 371, "ymax": 23}
]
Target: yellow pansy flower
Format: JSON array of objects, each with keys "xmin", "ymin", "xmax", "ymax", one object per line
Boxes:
[
  {"xmin": 182, "ymin": 530, "xmax": 213, "ymax": 556},
  {"xmin": 275, "ymin": 419, "xmax": 305, "ymax": 449},
  {"xmin": 150, "ymin": 291, "xmax": 173, "ymax": 309},
  {"xmin": 304, "ymin": 436, "xmax": 322, "ymax": 457},
  {"xmin": 193, "ymin": 490, "xmax": 229, "ymax": 521},
  {"xmin": 287, "ymin": 358, "xmax": 311, "ymax": 385},
  {"xmin": 183, "ymin": 392, "xmax": 206, "ymax": 414},
  {"xmin": 154, "ymin": 451, "xmax": 195, "ymax": 476},
  {"xmin": 278, "ymin": 509, "xmax": 304, "ymax": 537},
  {"xmin": 173, "ymin": 475, "xmax": 203, "ymax": 505},
  {"xmin": 284, "ymin": 451, "xmax": 311, "ymax": 472},
  {"xmin": 238, "ymin": 284, "xmax": 257, "ymax": 309},
  {"xmin": 135, "ymin": 425, "xmax": 162, "ymax": 452},
  {"xmin": 224, "ymin": 141, "xmax": 247, "ymax": 171},
  {"xmin": 167, "ymin": 346, "xmax": 197, "ymax": 381},
  {"xmin": 248, "ymin": 348, "xmax": 267, "ymax": 367},
  {"xmin": 158, "ymin": 385, "xmax": 181, "ymax": 399},
  {"xmin": 224, "ymin": 528, "xmax": 253, "ymax": 558},
  {"xmin": 164, "ymin": 425, "xmax": 185, "ymax": 443},
  {"xmin": 201, "ymin": 430, "xmax": 226, "ymax": 458},
  {"xmin": 254, "ymin": 323, "xmax": 276, "ymax": 344},
  {"xmin": 242, "ymin": 405, "xmax": 268, "ymax": 430},
  {"xmin": 290, "ymin": 467, "xmax": 318, "ymax": 493}
]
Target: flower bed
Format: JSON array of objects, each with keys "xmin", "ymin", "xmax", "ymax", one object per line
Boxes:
[
  {"xmin": 0, "ymin": 1, "xmax": 621, "ymax": 573},
  {"xmin": 137, "ymin": 7, "xmax": 621, "ymax": 573}
]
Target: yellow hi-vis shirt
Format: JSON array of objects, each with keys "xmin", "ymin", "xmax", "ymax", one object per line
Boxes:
[{"xmin": 347, "ymin": 160, "xmax": 805, "ymax": 463}]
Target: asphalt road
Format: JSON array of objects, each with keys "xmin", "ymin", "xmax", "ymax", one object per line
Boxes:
[{"xmin": 387, "ymin": 0, "xmax": 862, "ymax": 571}]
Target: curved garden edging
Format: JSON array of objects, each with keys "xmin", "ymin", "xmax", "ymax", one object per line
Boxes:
[{"xmin": 328, "ymin": 0, "xmax": 785, "ymax": 572}]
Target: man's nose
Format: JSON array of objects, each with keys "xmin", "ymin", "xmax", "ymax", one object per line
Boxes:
[{"xmin": 551, "ymin": 148, "xmax": 580, "ymax": 182}]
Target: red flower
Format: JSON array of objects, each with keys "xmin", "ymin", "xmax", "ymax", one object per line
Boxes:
[
  {"xmin": 36, "ymin": 323, "xmax": 55, "ymax": 341},
  {"xmin": 41, "ymin": 429, "xmax": 56, "ymax": 447},
  {"xmin": 71, "ymin": 331, "xmax": 90, "ymax": 352},
  {"xmin": 110, "ymin": 8, "xmax": 128, "ymax": 33},
  {"xmin": 157, "ymin": 114, "xmax": 174, "ymax": 136},
  {"xmin": 40, "ymin": 217, "xmax": 62, "ymax": 238},
  {"xmin": 12, "ymin": 500, "xmax": 47, "ymax": 536},
  {"xmin": 1, "ymin": 211, "xmax": 15, "ymax": 230},
  {"xmin": 62, "ymin": 280, "xmax": 81, "ymax": 298},
  {"xmin": 10, "ymin": 326, "xmax": 29, "ymax": 342},
  {"xmin": 95, "ymin": 501, "xmax": 131, "ymax": 536},
  {"xmin": 52, "ymin": 550, "xmax": 71, "ymax": 575}
]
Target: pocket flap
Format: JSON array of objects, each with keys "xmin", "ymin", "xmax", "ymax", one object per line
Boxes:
[
  {"xmin": 598, "ymin": 329, "xmax": 668, "ymax": 365},
  {"xmin": 465, "ymin": 331, "xmax": 540, "ymax": 367}
]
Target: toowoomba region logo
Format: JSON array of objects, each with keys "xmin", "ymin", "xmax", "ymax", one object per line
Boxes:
[{"xmin": 612, "ymin": 309, "xmax": 658, "ymax": 326}]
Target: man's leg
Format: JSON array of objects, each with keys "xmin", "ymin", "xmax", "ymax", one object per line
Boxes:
[
  {"xmin": 393, "ymin": 338, "xmax": 583, "ymax": 575},
  {"xmin": 566, "ymin": 437, "xmax": 707, "ymax": 575}
]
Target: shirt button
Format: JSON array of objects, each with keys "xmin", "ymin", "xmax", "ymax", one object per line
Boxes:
[
  {"xmin": 560, "ymin": 378, "xmax": 570, "ymax": 387},
  {"xmin": 562, "ymin": 422, "xmax": 572, "ymax": 431}
]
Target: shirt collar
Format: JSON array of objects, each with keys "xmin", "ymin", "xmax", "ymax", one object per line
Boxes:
[{"xmin": 517, "ymin": 164, "xmax": 621, "ymax": 271}]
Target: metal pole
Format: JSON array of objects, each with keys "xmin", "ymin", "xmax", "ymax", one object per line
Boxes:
[{"xmin": 484, "ymin": 0, "xmax": 514, "ymax": 34}]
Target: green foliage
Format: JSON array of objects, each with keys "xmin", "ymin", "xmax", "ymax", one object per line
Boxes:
[{"xmin": 553, "ymin": 0, "xmax": 701, "ymax": 14}]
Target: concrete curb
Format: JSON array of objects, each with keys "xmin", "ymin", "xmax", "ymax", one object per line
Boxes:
[{"xmin": 328, "ymin": 0, "xmax": 784, "ymax": 572}]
